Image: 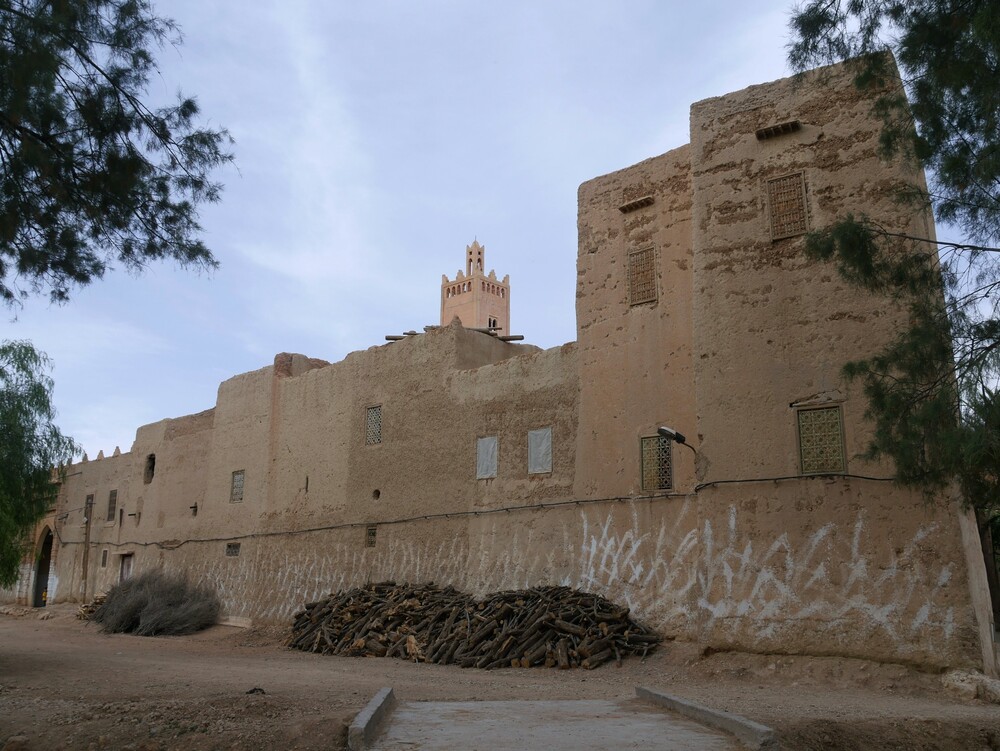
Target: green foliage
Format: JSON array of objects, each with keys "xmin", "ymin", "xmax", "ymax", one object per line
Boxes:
[
  {"xmin": 0, "ymin": 340, "xmax": 76, "ymax": 587},
  {"xmin": 91, "ymin": 569, "xmax": 220, "ymax": 635},
  {"xmin": 789, "ymin": 1, "xmax": 1000, "ymax": 511},
  {"xmin": 789, "ymin": 1, "xmax": 1000, "ymax": 245},
  {"xmin": 0, "ymin": 0, "xmax": 233, "ymax": 305}
]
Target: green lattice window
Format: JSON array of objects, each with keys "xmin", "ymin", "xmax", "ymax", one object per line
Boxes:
[
  {"xmin": 640, "ymin": 435, "xmax": 672, "ymax": 491},
  {"xmin": 797, "ymin": 407, "xmax": 845, "ymax": 474}
]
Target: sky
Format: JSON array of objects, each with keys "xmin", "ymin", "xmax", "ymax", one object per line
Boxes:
[{"xmin": 7, "ymin": 1, "xmax": 798, "ymax": 458}]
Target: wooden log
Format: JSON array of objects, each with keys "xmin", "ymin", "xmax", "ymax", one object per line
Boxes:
[
  {"xmin": 555, "ymin": 639, "xmax": 570, "ymax": 669},
  {"xmin": 552, "ymin": 619, "xmax": 587, "ymax": 637},
  {"xmin": 581, "ymin": 648, "xmax": 613, "ymax": 669}
]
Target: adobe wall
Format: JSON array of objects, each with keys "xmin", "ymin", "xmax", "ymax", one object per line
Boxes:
[{"xmin": 18, "ymin": 323, "xmax": 581, "ymax": 625}]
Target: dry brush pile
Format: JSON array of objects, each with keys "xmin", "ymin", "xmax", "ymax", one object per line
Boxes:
[
  {"xmin": 287, "ymin": 582, "xmax": 659, "ymax": 670},
  {"xmin": 90, "ymin": 570, "xmax": 220, "ymax": 636}
]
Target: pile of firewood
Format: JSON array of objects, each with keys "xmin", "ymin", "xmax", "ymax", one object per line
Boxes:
[
  {"xmin": 76, "ymin": 593, "xmax": 107, "ymax": 620},
  {"xmin": 287, "ymin": 582, "xmax": 659, "ymax": 670}
]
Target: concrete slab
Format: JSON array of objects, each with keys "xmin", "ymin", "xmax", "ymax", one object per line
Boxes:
[{"xmin": 368, "ymin": 698, "xmax": 741, "ymax": 750}]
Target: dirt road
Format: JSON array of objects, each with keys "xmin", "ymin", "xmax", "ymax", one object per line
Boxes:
[{"xmin": 1, "ymin": 605, "xmax": 998, "ymax": 750}]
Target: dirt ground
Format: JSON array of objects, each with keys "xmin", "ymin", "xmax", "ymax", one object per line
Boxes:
[{"xmin": 1, "ymin": 605, "xmax": 999, "ymax": 751}]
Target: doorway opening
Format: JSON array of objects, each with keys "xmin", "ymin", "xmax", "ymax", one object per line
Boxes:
[
  {"xmin": 119, "ymin": 553, "xmax": 134, "ymax": 583},
  {"xmin": 33, "ymin": 528, "xmax": 53, "ymax": 607}
]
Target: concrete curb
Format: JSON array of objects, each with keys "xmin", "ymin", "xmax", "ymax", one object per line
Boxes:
[
  {"xmin": 635, "ymin": 686, "xmax": 777, "ymax": 749},
  {"xmin": 347, "ymin": 687, "xmax": 396, "ymax": 751}
]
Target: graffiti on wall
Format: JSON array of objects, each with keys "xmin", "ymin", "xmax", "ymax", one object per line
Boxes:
[{"xmin": 162, "ymin": 497, "xmax": 967, "ymax": 665}]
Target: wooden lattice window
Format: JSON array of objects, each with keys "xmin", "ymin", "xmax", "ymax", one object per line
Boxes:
[
  {"xmin": 640, "ymin": 435, "xmax": 672, "ymax": 491},
  {"xmin": 797, "ymin": 406, "xmax": 846, "ymax": 474},
  {"xmin": 628, "ymin": 247, "xmax": 657, "ymax": 306},
  {"xmin": 366, "ymin": 405, "xmax": 382, "ymax": 445},
  {"xmin": 767, "ymin": 172, "xmax": 808, "ymax": 240},
  {"xmin": 106, "ymin": 490, "xmax": 118, "ymax": 522},
  {"xmin": 230, "ymin": 469, "xmax": 245, "ymax": 503}
]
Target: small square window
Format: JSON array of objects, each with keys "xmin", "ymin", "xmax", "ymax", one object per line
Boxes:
[
  {"xmin": 230, "ymin": 470, "xmax": 245, "ymax": 503},
  {"xmin": 225, "ymin": 542, "xmax": 241, "ymax": 557},
  {"xmin": 476, "ymin": 436, "xmax": 498, "ymax": 479},
  {"xmin": 106, "ymin": 490, "xmax": 118, "ymax": 522},
  {"xmin": 627, "ymin": 247, "xmax": 657, "ymax": 306},
  {"xmin": 366, "ymin": 526, "xmax": 377, "ymax": 547},
  {"xmin": 767, "ymin": 172, "xmax": 808, "ymax": 240},
  {"xmin": 528, "ymin": 427, "xmax": 552, "ymax": 475},
  {"xmin": 640, "ymin": 435, "xmax": 672, "ymax": 491},
  {"xmin": 366, "ymin": 405, "xmax": 382, "ymax": 445},
  {"xmin": 797, "ymin": 406, "xmax": 846, "ymax": 474}
]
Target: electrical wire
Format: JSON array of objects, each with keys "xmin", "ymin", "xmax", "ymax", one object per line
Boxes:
[{"xmin": 55, "ymin": 472, "xmax": 896, "ymax": 551}]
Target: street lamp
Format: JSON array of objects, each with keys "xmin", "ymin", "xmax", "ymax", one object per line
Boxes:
[{"xmin": 658, "ymin": 426, "xmax": 697, "ymax": 455}]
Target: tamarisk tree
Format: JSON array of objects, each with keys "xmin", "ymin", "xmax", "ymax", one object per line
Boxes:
[
  {"xmin": 0, "ymin": 0, "xmax": 231, "ymax": 586},
  {"xmin": 0, "ymin": 341, "xmax": 76, "ymax": 587},
  {"xmin": 0, "ymin": 0, "xmax": 233, "ymax": 305},
  {"xmin": 788, "ymin": 1, "xmax": 1000, "ymax": 513}
]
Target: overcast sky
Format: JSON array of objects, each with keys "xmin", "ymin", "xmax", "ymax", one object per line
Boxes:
[{"xmin": 8, "ymin": 1, "xmax": 798, "ymax": 457}]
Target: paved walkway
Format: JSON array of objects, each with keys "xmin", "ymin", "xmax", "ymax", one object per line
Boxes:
[{"xmin": 369, "ymin": 698, "xmax": 741, "ymax": 750}]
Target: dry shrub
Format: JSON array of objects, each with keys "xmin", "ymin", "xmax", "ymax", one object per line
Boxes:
[{"xmin": 92, "ymin": 570, "xmax": 220, "ymax": 636}]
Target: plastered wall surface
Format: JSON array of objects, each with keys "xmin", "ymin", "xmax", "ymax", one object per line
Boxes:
[
  {"xmin": 688, "ymin": 63, "xmax": 931, "ymax": 483},
  {"xmin": 575, "ymin": 145, "xmax": 697, "ymax": 499},
  {"xmin": 7, "ymin": 59, "xmax": 994, "ymax": 674}
]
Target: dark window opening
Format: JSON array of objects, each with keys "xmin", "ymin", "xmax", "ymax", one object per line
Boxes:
[
  {"xmin": 225, "ymin": 542, "xmax": 241, "ymax": 557},
  {"xmin": 106, "ymin": 490, "xmax": 118, "ymax": 522},
  {"xmin": 366, "ymin": 526, "xmax": 377, "ymax": 547},
  {"xmin": 144, "ymin": 454, "xmax": 156, "ymax": 484},
  {"xmin": 101, "ymin": 549, "xmax": 108, "ymax": 568}
]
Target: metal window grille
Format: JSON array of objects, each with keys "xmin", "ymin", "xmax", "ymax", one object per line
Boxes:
[
  {"xmin": 628, "ymin": 247, "xmax": 657, "ymax": 306},
  {"xmin": 106, "ymin": 490, "xmax": 118, "ymax": 522},
  {"xmin": 366, "ymin": 526, "xmax": 377, "ymax": 547},
  {"xmin": 230, "ymin": 469, "xmax": 245, "ymax": 503},
  {"xmin": 225, "ymin": 542, "xmax": 241, "ymax": 557},
  {"xmin": 640, "ymin": 435, "xmax": 672, "ymax": 491},
  {"xmin": 798, "ymin": 406, "xmax": 846, "ymax": 474},
  {"xmin": 768, "ymin": 173, "xmax": 808, "ymax": 240},
  {"xmin": 366, "ymin": 405, "xmax": 382, "ymax": 445}
]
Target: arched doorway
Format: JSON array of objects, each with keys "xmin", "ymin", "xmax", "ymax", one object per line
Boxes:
[{"xmin": 33, "ymin": 528, "xmax": 53, "ymax": 608}]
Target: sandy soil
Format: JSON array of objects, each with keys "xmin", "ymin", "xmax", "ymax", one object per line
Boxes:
[{"xmin": 1, "ymin": 604, "xmax": 998, "ymax": 751}]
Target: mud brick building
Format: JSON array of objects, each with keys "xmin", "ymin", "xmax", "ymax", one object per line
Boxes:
[{"xmin": 6, "ymin": 59, "xmax": 997, "ymax": 676}]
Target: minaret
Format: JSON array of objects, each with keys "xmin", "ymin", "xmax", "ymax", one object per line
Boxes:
[{"xmin": 440, "ymin": 240, "xmax": 510, "ymax": 332}]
